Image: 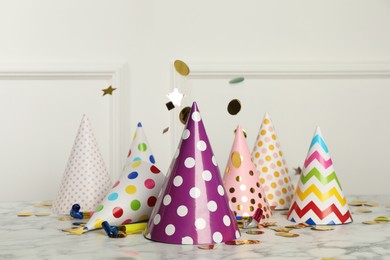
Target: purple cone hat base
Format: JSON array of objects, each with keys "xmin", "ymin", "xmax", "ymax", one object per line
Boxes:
[{"xmin": 145, "ymin": 102, "xmax": 240, "ymax": 245}]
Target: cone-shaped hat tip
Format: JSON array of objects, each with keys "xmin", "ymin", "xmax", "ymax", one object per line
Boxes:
[
  {"xmin": 314, "ymin": 126, "xmax": 322, "ymax": 136},
  {"xmin": 191, "ymin": 101, "xmax": 199, "ymax": 112},
  {"xmin": 137, "ymin": 122, "xmax": 143, "ymax": 127},
  {"xmin": 235, "ymin": 125, "xmax": 244, "ymax": 137},
  {"xmin": 264, "ymin": 112, "xmax": 270, "ymax": 118}
]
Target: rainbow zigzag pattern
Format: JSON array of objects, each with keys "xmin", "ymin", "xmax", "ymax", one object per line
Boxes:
[{"xmin": 287, "ymin": 127, "xmax": 352, "ymax": 225}]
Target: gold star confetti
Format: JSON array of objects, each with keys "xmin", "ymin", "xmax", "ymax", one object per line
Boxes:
[{"xmin": 102, "ymin": 85, "xmax": 117, "ymax": 96}]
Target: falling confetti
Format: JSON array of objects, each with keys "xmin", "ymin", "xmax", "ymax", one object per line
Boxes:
[
  {"xmin": 166, "ymin": 101, "xmax": 175, "ymax": 111},
  {"xmin": 162, "ymin": 127, "xmax": 169, "ymax": 134},
  {"xmin": 174, "ymin": 60, "xmax": 190, "ymax": 76},
  {"xmin": 227, "ymin": 99, "xmax": 241, "ymax": 115},
  {"xmin": 167, "ymin": 88, "xmax": 184, "ymax": 106},
  {"xmin": 293, "ymin": 167, "xmax": 302, "ymax": 175},
  {"xmin": 229, "ymin": 77, "xmax": 245, "ymax": 84},
  {"xmin": 179, "ymin": 106, "xmax": 191, "ymax": 125},
  {"xmin": 102, "ymin": 85, "xmax": 117, "ymax": 96}
]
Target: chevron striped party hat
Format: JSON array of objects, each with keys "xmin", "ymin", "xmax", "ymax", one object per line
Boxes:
[{"xmin": 287, "ymin": 127, "xmax": 352, "ymax": 225}]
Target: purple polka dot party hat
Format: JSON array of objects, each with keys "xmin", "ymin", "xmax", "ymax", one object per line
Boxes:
[
  {"xmin": 251, "ymin": 112, "xmax": 294, "ymax": 210},
  {"xmin": 84, "ymin": 122, "xmax": 165, "ymax": 231},
  {"xmin": 144, "ymin": 102, "xmax": 240, "ymax": 245},
  {"xmin": 223, "ymin": 126, "xmax": 272, "ymax": 219},
  {"xmin": 52, "ymin": 115, "xmax": 112, "ymax": 214}
]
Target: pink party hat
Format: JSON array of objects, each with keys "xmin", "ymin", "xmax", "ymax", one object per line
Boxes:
[
  {"xmin": 145, "ymin": 102, "xmax": 240, "ymax": 245},
  {"xmin": 223, "ymin": 126, "xmax": 271, "ymax": 219},
  {"xmin": 52, "ymin": 115, "xmax": 112, "ymax": 214},
  {"xmin": 251, "ymin": 112, "xmax": 294, "ymax": 210},
  {"xmin": 287, "ymin": 127, "xmax": 352, "ymax": 225},
  {"xmin": 84, "ymin": 122, "xmax": 165, "ymax": 231}
]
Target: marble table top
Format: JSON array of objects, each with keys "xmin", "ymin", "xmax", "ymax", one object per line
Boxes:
[{"xmin": 1, "ymin": 195, "xmax": 389, "ymax": 260}]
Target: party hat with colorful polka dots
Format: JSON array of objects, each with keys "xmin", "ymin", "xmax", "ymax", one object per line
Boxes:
[
  {"xmin": 223, "ymin": 126, "xmax": 271, "ymax": 220},
  {"xmin": 52, "ymin": 115, "xmax": 112, "ymax": 214},
  {"xmin": 251, "ymin": 112, "xmax": 295, "ymax": 210},
  {"xmin": 145, "ymin": 102, "xmax": 240, "ymax": 245},
  {"xmin": 84, "ymin": 122, "xmax": 165, "ymax": 231},
  {"xmin": 124, "ymin": 122, "xmax": 157, "ymax": 169},
  {"xmin": 287, "ymin": 127, "xmax": 352, "ymax": 225}
]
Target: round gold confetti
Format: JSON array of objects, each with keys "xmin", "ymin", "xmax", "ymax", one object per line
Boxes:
[
  {"xmin": 364, "ymin": 202, "xmax": 380, "ymax": 207},
  {"xmin": 179, "ymin": 106, "xmax": 191, "ymax": 125},
  {"xmin": 17, "ymin": 212, "xmax": 33, "ymax": 217},
  {"xmin": 35, "ymin": 212, "xmax": 51, "ymax": 217},
  {"xmin": 58, "ymin": 216, "xmax": 74, "ymax": 221},
  {"xmin": 245, "ymin": 240, "xmax": 261, "ymax": 244},
  {"xmin": 227, "ymin": 99, "xmax": 241, "ymax": 115},
  {"xmin": 62, "ymin": 227, "xmax": 79, "ymax": 232},
  {"xmin": 198, "ymin": 245, "xmax": 218, "ymax": 250},
  {"xmin": 174, "ymin": 60, "xmax": 190, "ymax": 76},
  {"xmin": 225, "ymin": 240, "xmax": 246, "ymax": 245},
  {"xmin": 235, "ymin": 176, "xmax": 242, "ymax": 182},
  {"xmin": 258, "ymin": 222, "xmax": 277, "ymax": 228},
  {"xmin": 246, "ymin": 230, "xmax": 264, "ymax": 235},
  {"xmin": 355, "ymin": 208, "xmax": 372, "ymax": 213},
  {"xmin": 374, "ymin": 216, "xmax": 390, "ymax": 222},
  {"xmin": 275, "ymin": 232, "xmax": 299, "ymax": 237},
  {"xmin": 362, "ymin": 221, "xmax": 381, "ymax": 225},
  {"xmin": 311, "ymin": 226, "xmax": 334, "ymax": 231},
  {"xmin": 270, "ymin": 227, "xmax": 293, "ymax": 232},
  {"xmin": 348, "ymin": 200, "xmax": 365, "ymax": 206},
  {"xmin": 231, "ymin": 152, "xmax": 242, "ymax": 168},
  {"xmin": 285, "ymin": 223, "xmax": 310, "ymax": 229}
]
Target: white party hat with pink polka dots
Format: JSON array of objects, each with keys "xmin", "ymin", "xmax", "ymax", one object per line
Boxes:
[
  {"xmin": 145, "ymin": 102, "xmax": 240, "ymax": 245},
  {"xmin": 251, "ymin": 113, "xmax": 295, "ymax": 210},
  {"xmin": 83, "ymin": 122, "xmax": 165, "ymax": 231},
  {"xmin": 52, "ymin": 115, "xmax": 112, "ymax": 215},
  {"xmin": 223, "ymin": 126, "xmax": 272, "ymax": 219}
]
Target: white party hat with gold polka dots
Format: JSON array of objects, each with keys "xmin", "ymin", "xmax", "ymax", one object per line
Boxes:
[
  {"xmin": 145, "ymin": 102, "xmax": 240, "ymax": 245},
  {"xmin": 223, "ymin": 126, "xmax": 271, "ymax": 219},
  {"xmin": 83, "ymin": 122, "xmax": 165, "ymax": 231},
  {"xmin": 52, "ymin": 115, "xmax": 112, "ymax": 214},
  {"xmin": 251, "ymin": 113, "xmax": 295, "ymax": 210}
]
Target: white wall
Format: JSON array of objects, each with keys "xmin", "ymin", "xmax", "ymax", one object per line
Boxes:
[{"xmin": 0, "ymin": 0, "xmax": 390, "ymax": 200}]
